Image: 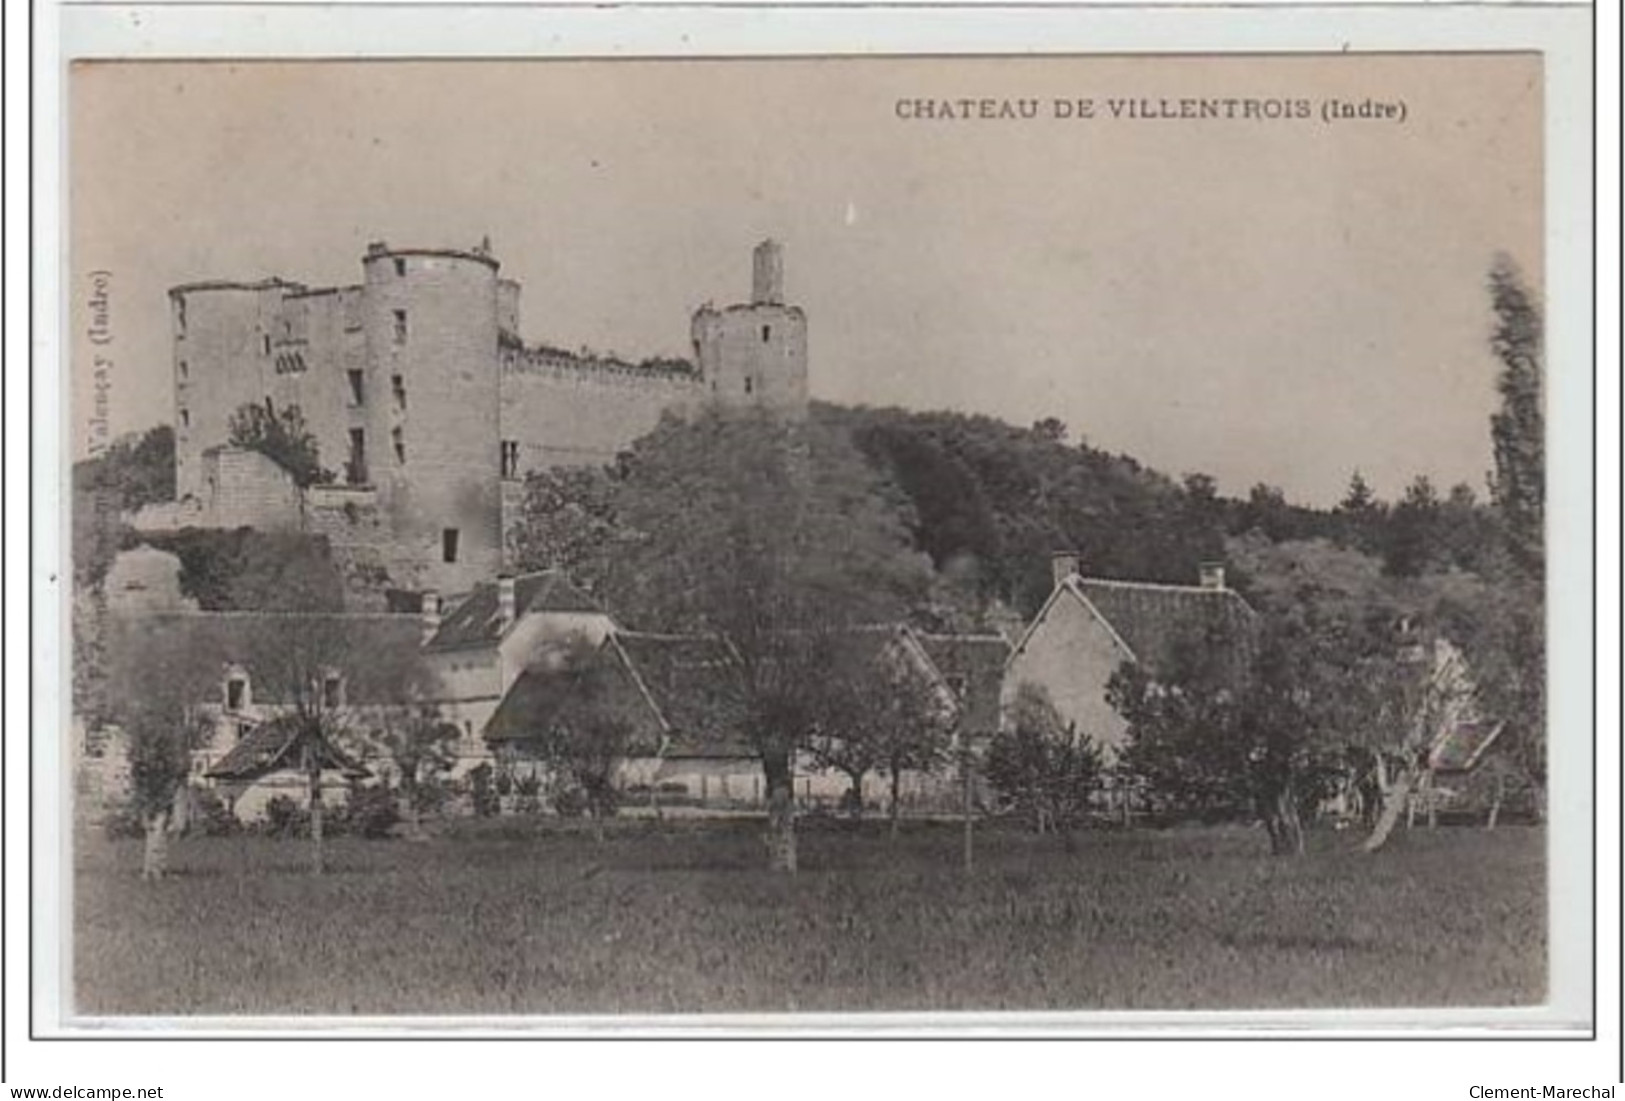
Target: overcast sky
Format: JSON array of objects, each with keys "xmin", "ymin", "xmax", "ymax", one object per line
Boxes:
[{"xmin": 70, "ymin": 54, "xmax": 1540, "ymax": 505}]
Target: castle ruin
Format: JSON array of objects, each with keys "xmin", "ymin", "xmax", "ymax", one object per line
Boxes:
[{"xmin": 166, "ymin": 239, "xmax": 807, "ymax": 594}]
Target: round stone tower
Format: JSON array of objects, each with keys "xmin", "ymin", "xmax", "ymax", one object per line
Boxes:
[
  {"xmin": 691, "ymin": 240, "xmax": 808, "ymax": 417},
  {"xmin": 360, "ymin": 242, "xmax": 503, "ymax": 596}
]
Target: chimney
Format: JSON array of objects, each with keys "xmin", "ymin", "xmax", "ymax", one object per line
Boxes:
[
  {"xmin": 1198, "ymin": 562, "xmax": 1226, "ymax": 590},
  {"xmin": 752, "ymin": 239, "xmax": 784, "ymax": 306},
  {"xmin": 1051, "ymin": 551, "xmax": 1081, "ymax": 589},
  {"xmin": 420, "ymin": 590, "xmax": 441, "ymax": 645},
  {"xmin": 497, "ymin": 575, "xmax": 517, "ymax": 632}
]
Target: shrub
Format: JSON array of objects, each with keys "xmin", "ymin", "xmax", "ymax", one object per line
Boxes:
[
  {"xmin": 102, "ymin": 800, "xmax": 146, "ymax": 840},
  {"xmin": 514, "ymin": 774, "xmax": 542, "ymax": 816},
  {"xmin": 263, "ymin": 795, "xmax": 309, "ymax": 839},
  {"xmin": 553, "ymin": 786, "xmax": 588, "ymax": 818},
  {"xmin": 340, "ymin": 782, "xmax": 401, "ymax": 839},
  {"xmin": 469, "ymin": 763, "xmax": 500, "ymax": 818},
  {"xmin": 192, "ymin": 786, "xmax": 241, "ymax": 836}
]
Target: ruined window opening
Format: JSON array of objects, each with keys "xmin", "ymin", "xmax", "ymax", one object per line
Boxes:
[
  {"xmin": 500, "ymin": 440, "xmax": 519, "ymax": 479},
  {"xmin": 179, "ymin": 408, "xmax": 190, "ymax": 428},
  {"xmin": 262, "ymin": 334, "xmax": 271, "ymax": 356},
  {"xmin": 442, "ymin": 528, "xmax": 460, "ymax": 564},
  {"xmin": 394, "ymin": 257, "xmax": 407, "ymax": 278},
  {"xmin": 178, "ymin": 361, "xmax": 188, "ymax": 381},
  {"xmin": 393, "ymin": 309, "xmax": 408, "ymax": 345},
  {"xmin": 348, "ymin": 369, "xmax": 365, "ymax": 406},
  {"xmin": 744, "ymin": 377, "xmax": 754, "ymax": 395},
  {"xmin": 175, "ymin": 298, "xmax": 187, "ymax": 335},
  {"xmin": 348, "ymin": 428, "xmax": 367, "ymax": 485},
  {"xmin": 225, "ymin": 676, "xmax": 246, "ymax": 712},
  {"xmin": 392, "ymin": 374, "xmax": 406, "ymax": 410},
  {"xmin": 393, "ymin": 426, "xmax": 406, "ymax": 464},
  {"xmin": 761, "ymin": 325, "xmax": 771, "ymax": 342}
]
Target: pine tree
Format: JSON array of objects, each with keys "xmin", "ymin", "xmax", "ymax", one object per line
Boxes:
[{"xmin": 1487, "ymin": 255, "xmax": 1544, "ymax": 577}]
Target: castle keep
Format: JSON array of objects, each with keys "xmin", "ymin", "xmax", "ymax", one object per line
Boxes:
[{"xmin": 168, "ymin": 239, "xmax": 807, "ymax": 593}]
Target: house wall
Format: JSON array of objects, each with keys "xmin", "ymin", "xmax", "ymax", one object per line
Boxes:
[
  {"xmin": 1004, "ymin": 591, "xmax": 1134, "ymax": 761},
  {"xmin": 498, "ymin": 610, "xmax": 617, "ymax": 694}
]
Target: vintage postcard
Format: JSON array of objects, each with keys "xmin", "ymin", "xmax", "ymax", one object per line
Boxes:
[{"xmin": 42, "ymin": 6, "xmax": 1597, "ymax": 1058}]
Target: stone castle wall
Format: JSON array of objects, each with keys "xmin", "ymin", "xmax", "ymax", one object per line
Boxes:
[
  {"xmin": 170, "ymin": 240, "xmax": 805, "ymax": 596},
  {"xmin": 498, "ymin": 343, "xmax": 703, "ymax": 470}
]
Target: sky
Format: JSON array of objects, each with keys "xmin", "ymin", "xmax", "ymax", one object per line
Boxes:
[{"xmin": 68, "ymin": 54, "xmax": 1541, "ymax": 505}]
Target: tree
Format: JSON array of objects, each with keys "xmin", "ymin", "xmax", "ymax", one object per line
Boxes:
[
  {"xmin": 1031, "ymin": 417, "xmax": 1068, "ymax": 444},
  {"xmin": 984, "ymin": 683, "xmax": 1102, "ymax": 836},
  {"xmin": 227, "ymin": 401, "xmax": 334, "ymax": 488},
  {"xmin": 604, "ymin": 407, "xmax": 934, "ymax": 871},
  {"xmin": 240, "ymin": 574, "xmax": 422, "ymax": 873},
  {"xmin": 506, "ymin": 464, "xmax": 626, "ymax": 595},
  {"xmin": 367, "ymin": 706, "xmax": 459, "ymax": 838},
  {"xmin": 806, "ymin": 639, "xmax": 951, "ymax": 834},
  {"xmin": 1383, "ymin": 474, "xmax": 1443, "ymax": 577},
  {"xmin": 105, "ymin": 618, "xmax": 218, "ymax": 879},
  {"xmin": 1334, "ymin": 470, "xmax": 1387, "ymax": 556},
  {"xmin": 1487, "ymin": 254, "xmax": 1543, "ymax": 577},
  {"xmin": 524, "ymin": 643, "xmax": 644, "ymax": 840}
]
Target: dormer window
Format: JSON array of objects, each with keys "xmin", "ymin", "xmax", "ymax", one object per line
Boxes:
[{"xmin": 394, "ymin": 257, "xmax": 407, "ymax": 278}]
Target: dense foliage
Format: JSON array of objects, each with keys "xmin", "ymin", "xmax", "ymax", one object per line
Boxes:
[
  {"xmin": 226, "ymin": 401, "xmax": 334, "ymax": 488},
  {"xmin": 984, "ymin": 684, "xmax": 1103, "ymax": 834}
]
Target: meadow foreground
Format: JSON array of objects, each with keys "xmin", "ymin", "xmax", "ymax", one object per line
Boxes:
[{"xmin": 74, "ymin": 819, "xmax": 1545, "ymax": 1017}]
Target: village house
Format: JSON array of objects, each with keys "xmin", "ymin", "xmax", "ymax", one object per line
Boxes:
[
  {"xmin": 1001, "ymin": 552, "xmax": 1259, "ymax": 764},
  {"xmin": 417, "ymin": 569, "xmax": 616, "ymax": 776},
  {"xmin": 101, "ymin": 582, "xmax": 425, "ymax": 821},
  {"xmin": 484, "ymin": 623, "xmax": 1009, "ymax": 813}
]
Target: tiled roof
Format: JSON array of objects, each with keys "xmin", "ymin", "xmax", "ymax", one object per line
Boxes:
[
  {"xmin": 484, "ymin": 651, "xmax": 666, "ymax": 754},
  {"xmin": 486, "ymin": 632, "xmax": 751, "ymax": 758},
  {"xmin": 425, "ymin": 571, "xmax": 603, "ymax": 651},
  {"xmin": 609, "ymin": 632, "xmax": 748, "ymax": 754},
  {"xmin": 913, "ymin": 632, "xmax": 1011, "ymax": 735},
  {"xmin": 206, "ymin": 717, "xmax": 368, "ymax": 781},
  {"xmin": 1429, "ymin": 719, "xmax": 1505, "ymax": 773},
  {"xmin": 105, "ymin": 610, "xmax": 424, "ymax": 706},
  {"xmin": 1070, "ymin": 577, "xmax": 1258, "ymax": 680}
]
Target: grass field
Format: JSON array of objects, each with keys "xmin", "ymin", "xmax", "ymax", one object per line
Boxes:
[{"xmin": 74, "ymin": 818, "xmax": 1545, "ymax": 1016}]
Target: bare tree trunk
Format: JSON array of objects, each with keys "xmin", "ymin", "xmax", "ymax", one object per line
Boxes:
[
  {"xmin": 1262, "ymin": 780, "xmax": 1304, "ymax": 857},
  {"xmin": 888, "ymin": 766, "xmax": 902, "ymax": 840},
  {"xmin": 141, "ymin": 808, "xmax": 170, "ymax": 881},
  {"xmin": 762, "ymin": 751, "xmax": 797, "ymax": 873},
  {"xmin": 960, "ymin": 748, "xmax": 974, "ymax": 873},
  {"xmin": 845, "ymin": 771, "xmax": 864, "ymax": 819},
  {"xmin": 1364, "ymin": 762, "xmax": 1413, "ymax": 853},
  {"xmin": 308, "ymin": 765, "xmax": 326, "ymax": 876},
  {"xmin": 1486, "ymin": 773, "xmax": 1505, "ymax": 830}
]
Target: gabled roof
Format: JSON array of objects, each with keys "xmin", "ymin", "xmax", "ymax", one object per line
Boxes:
[
  {"xmin": 913, "ymin": 632, "xmax": 1011, "ymax": 734},
  {"xmin": 105, "ymin": 610, "xmax": 424, "ymax": 706},
  {"xmin": 1010, "ymin": 575, "xmax": 1258, "ymax": 683},
  {"xmin": 607, "ymin": 632, "xmax": 749, "ymax": 756},
  {"xmin": 1072, "ymin": 578, "xmax": 1258, "ymax": 677},
  {"xmin": 205, "ymin": 717, "xmax": 368, "ymax": 781},
  {"xmin": 485, "ymin": 631, "xmax": 750, "ymax": 758},
  {"xmin": 425, "ymin": 571, "xmax": 603, "ymax": 651},
  {"xmin": 1429, "ymin": 719, "xmax": 1505, "ymax": 773}
]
